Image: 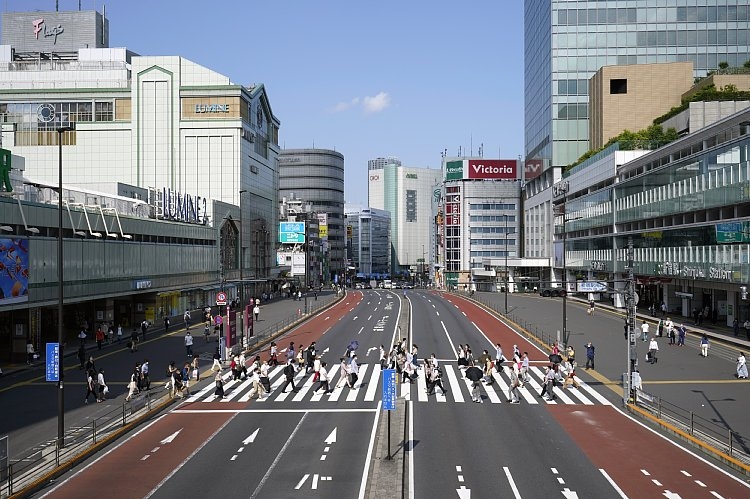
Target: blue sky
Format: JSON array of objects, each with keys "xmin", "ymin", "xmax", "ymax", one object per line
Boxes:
[{"xmin": 3, "ymin": 0, "xmax": 525, "ymax": 205}]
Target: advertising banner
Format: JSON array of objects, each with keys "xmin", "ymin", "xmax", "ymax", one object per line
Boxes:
[
  {"xmin": 445, "ymin": 160, "xmax": 464, "ymax": 180},
  {"xmin": 0, "ymin": 238, "xmax": 29, "ymax": 304},
  {"xmin": 467, "ymin": 159, "xmax": 518, "ymax": 180}
]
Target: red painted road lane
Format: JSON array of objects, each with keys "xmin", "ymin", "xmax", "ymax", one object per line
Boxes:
[
  {"xmin": 265, "ymin": 292, "xmax": 364, "ymax": 358},
  {"xmin": 47, "ymin": 412, "xmax": 234, "ymax": 498},
  {"xmin": 551, "ymin": 405, "xmax": 750, "ymax": 498},
  {"xmin": 442, "ymin": 293, "xmax": 550, "ymax": 361}
]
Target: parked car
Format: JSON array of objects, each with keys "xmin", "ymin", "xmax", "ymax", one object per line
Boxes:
[{"xmin": 539, "ymin": 288, "xmax": 566, "ymax": 297}]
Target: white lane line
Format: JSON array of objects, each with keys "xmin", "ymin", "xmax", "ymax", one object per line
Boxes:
[
  {"xmin": 408, "ymin": 400, "xmax": 414, "ymax": 499},
  {"xmin": 680, "ymin": 470, "xmax": 691, "ymax": 477},
  {"xmin": 440, "ymin": 321, "xmax": 459, "ymax": 360},
  {"xmin": 401, "ymin": 378, "xmax": 411, "ymax": 400},
  {"xmin": 364, "ymin": 364, "xmax": 381, "ymax": 401},
  {"xmin": 295, "ymin": 474, "xmax": 310, "ymax": 490},
  {"xmin": 346, "ymin": 364, "xmax": 369, "ymax": 402},
  {"xmin": 503, "ymin": 466, "xmax": 522, "ymax": 499},
  {"xmin": 695, "ymin": 480, "xmax": 706, "ymax": 487},
  {"xmin": 249, "ymin": 412, "xmax": 308, "ymax": 498},
  {"xmin": 710, "ymin": 491, "xmax": 726, "ymax": 498},
  {"xmin": 640, "ymin": 469, "xmax": 650, "ymax": 476},
  {"xmin": 444, "ymin": 365, "xmax": 465, "ymax": 403},
  {"xmin": 599, "ymin": 469, "xmax": 629, "ymax": 498},
  {"xmin": 357, "ymin": 401, "xmax": 381, "ymax": 499}
]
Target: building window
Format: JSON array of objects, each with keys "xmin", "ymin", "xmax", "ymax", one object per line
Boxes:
[{"xmin": 610, "ymin": 79, "xmax": 627, "ymax": 94}]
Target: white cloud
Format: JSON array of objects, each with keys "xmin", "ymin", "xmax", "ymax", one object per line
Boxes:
[
  {"xmin": 330, "ymin": 92, "xmax": 391, "ymax": 114},
  {"xmin": 362, "ymin": 91, "xmax": 391, "ymax": 114},
  {"xmin": 331, "ymin": 97, "xmax": 360, "ymax": 113}
]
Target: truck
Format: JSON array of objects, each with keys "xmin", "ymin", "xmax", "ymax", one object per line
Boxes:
[{"xmin": 383, "ymin": 279, "xmax": 393, "ymax": 289}]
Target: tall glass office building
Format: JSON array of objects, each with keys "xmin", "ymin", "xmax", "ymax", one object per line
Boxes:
[{"xmin": 524, "ymin": 0, "xmax": 750, "ymax": 171}]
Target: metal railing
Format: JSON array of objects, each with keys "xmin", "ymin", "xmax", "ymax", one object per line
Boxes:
[
  {"xmin": 633, "ymin": 389, "xmax": 750, "ymax": 473},
  {"xmin": 1, "ymin": 390, "xmax": 163, "ymax": 498}
]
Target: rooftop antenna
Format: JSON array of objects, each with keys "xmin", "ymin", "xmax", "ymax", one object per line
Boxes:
[{"xmin": 470, "ymin": 134, "xmax": 473, "ymax": 156}]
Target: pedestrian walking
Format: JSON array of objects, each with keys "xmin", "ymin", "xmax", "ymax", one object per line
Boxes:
[
  {"xmin": 184, "ymin": 310, "xmax": 191, "ymax": 329},
  {"xmin": 648, "ymin": 337, "xmax": 659, "ymax": 364},
  {"xmin": 521, "ymin": 352, "xmax": 530, "ymax": 383},
  {"xmin": 640, "ymin": 321, "xmax": 650, "ymax": 342},
  {"xmin": 494, "ymin": 343, "xmax": 505, "ymax": 374},
  {"xmin": 141, "ymin": 359, "xmax": 150, "ymax": 390},
  {"xmin": 426, "ymin": 361, "xmax": 447, "ymax": 396},
  {"xmin": 203, "ymin": 323, "xmax": 211, "ymax": 342},
  {"xmin": 585, "ymin": 342, "xmax": 595, "ymax": 370},
  {"xmin": 191, "ymin": 356, "xmax": 200, "ymax": 382},
  {"xmin": 130, "ymin": 328, "xmax": 139, "ymax": 352},
  {"xmin": 181, "ymin": 362, "xmax": 191, "ymax": 396},
  {"xmin": 734, "ymin": 318, "xmax": 740, "ymax": 337},
  {"xmin": 184, "ymin": 331, "xmax": 194, "ymax": 358},
  {"xmin": 253, "ymin": 304, "xmax": 260, "ymax": 321},
  {"xmin": 26, "ymin": 341, "xmax": 36, "ymax": 365},
  {"xmin": 84, "ymin": 369, "xmax": 97, "ymax": 404},
  {"xmin": 587, "ymin": 299, "xmax": 595, "ymax": 316},
  {"xmin": 541, "ymin": 366, "xmax": 556, "ymax": 401},
  {"xmin": 699, "ymin": 333, "xmax": 710, "ymax": 357},
  {"xmin": 660, "ymin": 301, "xmax": 667, "ymax": 318},
  {"xmin": 211, "ymin": 351, "xmax": 222, "ymax": 372},
  {"xmin": 85, "ymin": 355, "xmax": 96, "ymax": 373},
  {"xmin": 77, "ymin": 345, "xmax": 86, "ymax": 369},
  {"xmin": 78, "ymin": 328, "xmax": 87, "ymax": 346},
  {"xmin": 280, "ymin": 360, "xmax": 299, "ymax": 393},
  {"xmin": 214, "ymin": 371, "xmax": 225, "ymax": 399},
  {"xmin": 677, "ymin": 324, "xmax": 686, "ymax": 346},
  {"xmin": 141, "ymin": 320, "xmax": 148, "ymax": 341},
  {"xmin": 314, "ymin": 361, "xmax": 332, "ymax": 393},
  {"xmin": 269, "ymin": 341, "xmax": 279, "ymax": 366},
  {"xmin": 348, "ymin": 354, "xmax": 360, "ymax": 389},
  {"xmin": 116, "ymin": 324, "xmax": 123, "ymax": 343},
  {"xmin": 507, "ymin": 364, "xmax": 521, "ymax": 403},
  {"xmin": 95, "ymin": 326, "xmax": 105, "ymax": 350},
  {"xmin": 96, "ymin": 368, "xmax": 108, "ymax": 402},
  {"xmin": 125, "ymin": 364, "xmax": 140, "ymax": 401},
  {"xmin": 336, "ymin": 357, "xmax": 350, "ymax": 389},
  {"xmin": 305, "ymin": 342, "xmax": 317, "ymax": 373},
  {"xmin": 737, "ymin": 352, "xmax": 748, "ymax": 379},
  {"xmin": 657, "ymin": 319, "xmax": 664, "ymax": 338}
]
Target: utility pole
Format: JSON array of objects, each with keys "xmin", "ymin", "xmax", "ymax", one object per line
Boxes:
[{"xmin": 625, "ymin": 236, "xmax": 637, "ymax": 403}]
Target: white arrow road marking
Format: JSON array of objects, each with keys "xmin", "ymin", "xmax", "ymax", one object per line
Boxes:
[
  {"xmin": 160, "ymin": 428, "xmax": 182, "ymax": 445},
  {"xmin": 561, "ymin": 488, "xmax": 579, "ymax": 498},
  {"xmin": 367, "ymin": 347, "xmax": 377, "ymax": 356},
  {"xmin": 353, "ymin": 316, "xmax": 358, "ymax": 321},
  {"xmin": 243, "ymin": 428, "xmax": 259, "ymax": 445},
  {"xmin": 662, "ymin": 491, "xmax": 682, "ymax": 498},
  {"xmin": 324, "ymin": 428, "xmax": 337, "ymax": 444},
  {"xmin": 280, "ymin": 348, "xmax": 287, "ymax": 353},
  {"xmin": 322, "ymin": 347, "xmax": 330, "ymax": 355},
  {"xmin": 456, "ymin": 485, "xmax": 470, "ymax": 498}
]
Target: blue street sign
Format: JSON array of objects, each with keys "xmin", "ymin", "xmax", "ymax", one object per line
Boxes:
[
  {"xmin": 46, "ymin": 342, "xmax": 59, "ymax": 382},
  {"xmin": 382, "ymin": 368, "xmax": 396, "ymax": 411}
]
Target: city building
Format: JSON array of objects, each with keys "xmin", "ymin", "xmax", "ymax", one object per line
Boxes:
[
  {"xmin": 589, "ymin": 61, "xmax": 694, "ymax": 149},
  {"xmin": 439, "ymin": 158, "xmax": 523, "ymax": 291},
  {"xmin": 0, "ymin": 8, "xmax": 284, "ymax": 360},
  {"xmin": 344, "ymin": 204, "xmax": 391, "ymax": 281},
  {"xmin": 367, "ymin": 159, "xmax": 441, "ymax": 278},
  {"xmin": 278, "ymin": 148, "xmax": 345, "ymax": 284},
  {"xmin": 557, "ymin": 106, "xmax": 750, "ymax": 324},
  {"xmin": 0, "ymin": 9, "xmax": 281, "ymax": 284},
  {"xmin": 525, "ymin": 0, "xmax": 750, "ymax": 172}
]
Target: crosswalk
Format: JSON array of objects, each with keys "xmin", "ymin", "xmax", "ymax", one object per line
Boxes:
[{"xmin": 184, "ymin": 363, "xmax": 612, "ymax": 406}]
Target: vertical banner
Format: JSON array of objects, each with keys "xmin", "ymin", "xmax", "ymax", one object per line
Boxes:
[
  {"xmin": 382, "ymin": 368, "xmax": 396, "ymax": 410},
  {"xmin": 45, "ymin": 342, "xmax": 60, "ymax": 382}
]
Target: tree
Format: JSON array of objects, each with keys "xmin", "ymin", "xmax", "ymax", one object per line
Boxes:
[
  {"xmin": 718, "ymin": 61, "xmax": 729, "ymax": 70},
  {"xmin": 744, "ymin": 59, "xmax": 750, "ymax": 69}
]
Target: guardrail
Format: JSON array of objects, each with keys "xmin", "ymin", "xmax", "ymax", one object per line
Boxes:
[
  {"xmin": 633, "ymin": 389, "xmax": 750, "ymax": 474},
  {"xmin": 1, "ymin": 390, "xmax": 166, "ymax": 498}
]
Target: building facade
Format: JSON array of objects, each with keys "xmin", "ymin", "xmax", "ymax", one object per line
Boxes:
[
  {"xmin": 368, "ymin": 160, "xmax": 441, "ymax": 277},
  {"xmin": 278, "ymin": 148, "xmax": 345, "ymax": 284},
  {"xmin": 558, "ymin": 107, "xmax": 750, "ymax": 325},
  {"xmin": 525, "ymin": 0, "xmax": 750, "ymax": 172},
  {"xmin": 440, "ymin": 158, "xmax": 522, "ymax": 290},
  {"xmin": 344, "ymin": 204, "xmax": 391, "ymax": 280},
  {"xmin": 0, "ymin": 9, "xmax": 281, "ymax": 283}
]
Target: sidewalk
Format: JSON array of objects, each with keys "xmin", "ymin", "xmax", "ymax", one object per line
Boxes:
[{"xmin": 0, "ymin": 290, "xmax": 342, "ymax": 379}]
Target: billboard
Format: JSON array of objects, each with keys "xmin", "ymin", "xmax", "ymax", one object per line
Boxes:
[
  {"xmin": 280, "ymin": 222, "xmax": 305, "ymax": 243},
  {"xmin": 716, "ymin": 222, "xmax": 750, "ymax": 243},
  {"xmin": 445, "ymin": 159, "xmax": 519, "ymax": 181},
  {"xmin": 0, "ymin": 238, "xmax": 29, "ymax": 304},
  {"xmin": 467, "ymin": 159, "xmax": 518, "ymax": 180}
]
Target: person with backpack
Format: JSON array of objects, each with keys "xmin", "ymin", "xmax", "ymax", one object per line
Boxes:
[{"xmin": 280, "ymin": 360, "xmax": 299, "ymax": 393}]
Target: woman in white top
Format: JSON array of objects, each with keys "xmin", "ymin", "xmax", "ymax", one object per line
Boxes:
[{"xmin": 737, "ymin": 352, "xmax": 748, "ymax": 379}]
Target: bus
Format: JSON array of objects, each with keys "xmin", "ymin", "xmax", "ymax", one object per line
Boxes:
[{"xmin": 383, "ymin": 279, "xmax": 393, "ymax": 289}]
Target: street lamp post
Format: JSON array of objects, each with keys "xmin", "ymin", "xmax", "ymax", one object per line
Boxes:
[
  {"xmin": 504, "ymin": 214, "xmax": 509, "ymax": 314},
  {"xmin": 56, "ymin": 124, "xmax": 74, "ymax": 450}
]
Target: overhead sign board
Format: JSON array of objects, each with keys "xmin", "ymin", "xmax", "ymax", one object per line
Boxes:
[
  {"xmin": 716, "ymin": 222, "xmax": 750, "ymax": 243},
  {"xmin": 577, "ymin": 281, "xmax": 608, "ymax": 293},
  {"xmin": 445, "ymin": 159, "xmax": 520, "ymax": 181}
]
